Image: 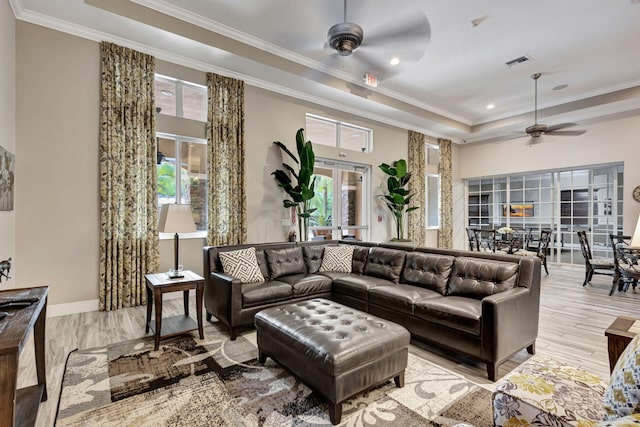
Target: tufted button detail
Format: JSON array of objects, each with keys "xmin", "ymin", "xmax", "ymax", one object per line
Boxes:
[{"xmin": 324, "ymin": 326, "xmax": 334, "ymax": 331}]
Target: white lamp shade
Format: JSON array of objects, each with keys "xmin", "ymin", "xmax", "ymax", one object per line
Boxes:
[
  {"xmin": 158, "ymin": 204, "xmax": 197, "ymax": 233},
  {"xmin": 631, "ymin": 214, "xmax": 640, "ymax": 249}
]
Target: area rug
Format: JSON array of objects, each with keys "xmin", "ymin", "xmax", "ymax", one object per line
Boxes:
[{"xmin": 56, "ymin": 325, "xmax": 493, "ymax": 426}]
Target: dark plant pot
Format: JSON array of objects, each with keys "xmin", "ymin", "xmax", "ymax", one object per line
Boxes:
[{"xmin": 390, "ymin": 238, "xmax": 412, "ymax": 243}]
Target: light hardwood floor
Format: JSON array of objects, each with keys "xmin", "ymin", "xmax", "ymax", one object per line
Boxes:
[{"xmin": 15, "ymin": 264, "xmax": 639, "ymax": 426}]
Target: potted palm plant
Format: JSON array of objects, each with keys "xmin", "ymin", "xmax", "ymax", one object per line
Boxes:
[
  {"xmin": 271, "ymin": 128, "xmax": 316, "ymax": 241},
  {"xmin": 378, "ymin": 159, "xmax": 419, "ymax": 241}
]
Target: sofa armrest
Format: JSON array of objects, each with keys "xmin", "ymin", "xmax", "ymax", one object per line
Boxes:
[
  {"xmin": 205, "ymin": 271, "xmax": 243, "ymax": 328},
  {"xmin": 481, "ymin": 286, "xmax": 539, "ymax": 362}
]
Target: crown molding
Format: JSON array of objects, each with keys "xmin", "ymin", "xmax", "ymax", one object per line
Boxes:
[
  {"xmin": 11, "ymin": 4, "xmax": 457, "ymax": 142},
  {"xmin": 130, "ymin": 0, "xmax": 469, "ymax": 125},
  {"xmin": 8, "ymin": 0, "xmax": 23, "ymax": 17}
]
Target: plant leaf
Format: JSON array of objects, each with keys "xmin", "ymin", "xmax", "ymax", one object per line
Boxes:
[
  {"xmin": 394, "ymin": 159, "xmax": 407, "ymax": 178},
  {"xmin": 282, "ymin": 163, "xmax": 298, "ymax": 180},
  {"xmin": 379, "ymin": 163, "xmax": 397, "ymax": 176},
  {"xmin": 273, "ymin": 141, "xmax": 299, "ymax": 164}
]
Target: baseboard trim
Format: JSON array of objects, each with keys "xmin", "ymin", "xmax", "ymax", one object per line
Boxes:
[
  {"xmin": 47, "ymin": 291, "xmax": 195, "ymax": 317},
  {"xmin": 48, "ymin": 299, "xmax": 99, "ymax": 317}
]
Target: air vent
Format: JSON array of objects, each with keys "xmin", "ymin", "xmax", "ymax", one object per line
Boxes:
[{"xmin": 505, "ymin": 55, "xmax": 532, "ymax": 67}]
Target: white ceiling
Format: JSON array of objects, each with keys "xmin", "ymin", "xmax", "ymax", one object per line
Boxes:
[{"xmin": 11, "ymin": 0, "xmax": 640, "ymax": 143}]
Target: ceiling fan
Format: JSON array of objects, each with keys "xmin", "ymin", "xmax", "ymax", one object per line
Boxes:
[
  {"xmin": 324, "ymin": 0, "xmax": 430, "ymax": 78},
  {"xmin": 524, "ymin": 72, "xmax": 586, "ymax": 140}
]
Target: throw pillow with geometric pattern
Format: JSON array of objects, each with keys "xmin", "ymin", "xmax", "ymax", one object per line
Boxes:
[
  {"xmin": 218, "ymin": 247, "xmax": 265, "ymax": 284},
  {"xmin": 319, "ymin": 245, "xmax": 354, "ymax": 273},
  {"xmin": 603, "ymin": 332, "xmax": 640, "ymax": 419}
]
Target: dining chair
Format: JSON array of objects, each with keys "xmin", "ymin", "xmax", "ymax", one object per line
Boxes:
[
  {"xmin": 473, "ymin": 228, "xmax": 496, "ymax": 253},
  {"xmin": 609, "ymin": 234, "xmax": 640, "ymax": 296},
  {"xmin": 465, "ymin": 227, "xmax": 478, "ymax": 251},
  {"xmin": 577, "ymin": 230, "xmax": 615, "ymax": 287},
  {"xmin": 513, "ymin": 229, "xmax": 552, "ymax": 275}
]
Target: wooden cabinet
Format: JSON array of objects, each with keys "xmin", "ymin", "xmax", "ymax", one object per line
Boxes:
[{"xmin": 0, "ymin": 287, "xmax": 48, "ymax": 427}]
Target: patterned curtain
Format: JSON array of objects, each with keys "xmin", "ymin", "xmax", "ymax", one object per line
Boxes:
[
  {"xmin": 206, "ymin": 73, "xmax": 247, "ymax": 246},
  {"xmin": 407, "ymin": 130, "xmax": 426, "ymax": 245},
  {"xmin": 99, "ymin": 42, "xmax": 159, "ymax": 311},
  {"xmin": 438, "ymin": 138, "xmax": 453, "ymax": 248}
]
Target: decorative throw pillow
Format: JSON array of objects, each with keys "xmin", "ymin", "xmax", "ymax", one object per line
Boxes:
[
  {"xmin": 218, "ymin": 247, "xmax": 265, "ymax": 284},
  {"xmin": 319, "ymin": 246, "xmax": 354, "ymax": 273},
  {"xmin": 603, "ymin": 333, "xmax": 640, "ymax": 419}
]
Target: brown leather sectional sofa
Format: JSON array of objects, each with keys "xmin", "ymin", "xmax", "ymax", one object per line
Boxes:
[{"xmin": 203, "ymin": 240, "xmax": 541, "ymax": 380}]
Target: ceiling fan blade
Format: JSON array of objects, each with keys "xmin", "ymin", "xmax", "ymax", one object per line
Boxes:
[
  {"xmin": 545, "ymin": 130, "xmax": 587, "ymax": 136},
  {"xmin": 545, "ymin": 123, "xmax": 578, "ymax": 132},
  {"xmin": 361, "ymin": 10, "xmax": 430, "ymax": 63}
]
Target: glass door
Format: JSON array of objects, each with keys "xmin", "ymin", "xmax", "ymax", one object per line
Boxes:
[{"xmin": 310, "ymin": 160, "xmax": 369, "ymax": 241}]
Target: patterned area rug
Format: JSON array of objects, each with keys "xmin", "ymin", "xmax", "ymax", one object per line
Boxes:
[{"xmin": 56, "ymin": 325, "xmax": 493, "ymax": 426}]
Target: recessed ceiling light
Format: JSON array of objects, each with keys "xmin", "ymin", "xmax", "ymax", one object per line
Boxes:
[
  {"xmin": 553, "ymin": 84, "xmax": 569, "ymax": 91},
  {"xmin": 161, "ymin": 90, "xmax": 174, "ymax": 97},
  {"xmin": 390, "ymin": 57, "xmax": 400, "ymax": 66},
  {"xmin": 486, "ymin": 104, "xmax": 495, "ymax": 109}
]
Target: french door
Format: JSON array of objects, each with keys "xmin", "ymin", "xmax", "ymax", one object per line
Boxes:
[{"xmin": 309, "ymin": 159, "xmax": 370, "ymax": 241}]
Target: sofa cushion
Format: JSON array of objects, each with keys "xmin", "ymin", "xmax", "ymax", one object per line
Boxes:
[
  {"xmin": 352, "ymin": 246, "xmax": 370, "ymax": 274},
  {"xmin": 332, "ymin": 275, "xmax": 395, "ymax": 300},
  {"xmin": 368, "ymin": 284, "xmax": 442, "ymax": 315},
  {"xmin": 320, "ymin": 245, "xmax": 354, "ymax": 273},
  {"xmin": 265, "ymin": 247, "xmax": 306, "ymax": 279},
  {"xmin": 401, "ymin": 252, "xmax": 455, "ymax": 295},
  {"xmin": 241, "ymin": 281, "xmax": 293, "ymax": 308},
  {"xmin": 447, "ymin": 257, "xmax": 519, "ymax": 299},
  {"xmin": 275, "ymin": 273, "xmax": 333, "ymax": 297},
  {"xmin": 414, "ymin": 296, "xmax": 482, "ymax": 336},
  {"xmin": 603, "ymin": 333, "xmax": 640, "ymax": 419},
  {"xmin": 363, "ymin": 247, "xmax": 406, "ymax": 283},
  {"xmin": 218, "ymin": 247, "xmax": 265, "ymax": 284},
  {"xmin": 302, "ymin": 245, "xmax": 330, "ymax": 274}
]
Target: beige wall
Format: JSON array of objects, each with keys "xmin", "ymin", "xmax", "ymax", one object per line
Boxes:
[
  {"xmin": 458, "ymin": 115, "xmax": 640, "ymax": 236},
  {"xmin": 15, "ymin": 22, "xmax": 100, "ymax": 304},
  {"xmin": 14, "ymin": 23, "xmax": 410, "ymax": 308},
  {"xmin": 244, "ymin": 87, "xmax": 407, "ymax": 244},
  {"xmin": 0, "ymin": 0, "xmax": 15, "ymax": 288}
]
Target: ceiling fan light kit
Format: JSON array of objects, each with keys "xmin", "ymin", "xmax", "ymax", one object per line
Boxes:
[{"xmin": 327, "ymin": 22, "xmax": 363, "ymax": 56}]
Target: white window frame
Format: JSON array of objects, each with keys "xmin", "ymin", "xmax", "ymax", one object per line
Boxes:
[
  {"xmin": 157, "ymin": 132, "xmax": 207, "ymax": 239},
  {"xmin": 310, "ymin": 159, "xmax": 370, "ymax": 241},
  {"xmin": 155, "ymin": 74, "xmax": 207, "ymax": 122},
  {"xmin": 425, "ymin": 143, "xmax": 440, "ymax": 229},
  {"xmin": 426, "ymin": 173, "xmax": 440, "ymax": 229},
  {"xmin": 305, "ymin": 113, "xmax": 373, "ymax": 153}
]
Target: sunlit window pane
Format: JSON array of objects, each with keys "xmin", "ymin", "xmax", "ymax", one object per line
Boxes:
[
  {"xmin": 182, "ymin": 84, "xmax": 207, "ymax": 122},
  {"xmin": 155, "ymin": 79, "xmax": 177, "ymax": 116},
  {"xmin": 306, "ymin": 116, "xmax": 337, "ymax": 148},
  {"xmin": 340, "ymin": 125, "xmax": 369, "ymax": 152}
]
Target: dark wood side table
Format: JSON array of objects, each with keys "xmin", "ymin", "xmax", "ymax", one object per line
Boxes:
[
  {"xmin": 0, "ymin": 286, "xmax": 48, "ymax": 427},
  {"xmin": 605, "ymin": 315, "xmax": 640, "ymax": 372},
  {"xmin": 145, "ymin": 270, "xmax": 204, "ymax": 350}
]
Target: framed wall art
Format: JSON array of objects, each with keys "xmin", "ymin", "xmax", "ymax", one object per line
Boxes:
[{"xmin": 0, "ymin": 146, "xmax": 15, "ymax": 211}]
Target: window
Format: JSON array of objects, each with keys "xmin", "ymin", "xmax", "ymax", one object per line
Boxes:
[
  {"xmin": 426, "ymin": 174, "xmax": 440, "ymax": 228},
  {"xmin": 154, "ymin": 75, "xmax": 207, "ymax": 122},
  {"xmin": 466, "ymin": 163, "xmax": 624, "ymax": 265},
  {"xmin": 309, "ymin": 160, "xmax": 370, "ymax": 241},
  {"xmin": 156, "ymin": 133, "xmax": 207, "ymax": 232},
  {"xmin": 425, "ymin": 143, "xmax": 440, "ymax": 228},
  {"xmin": 305, "ymin": 114, "xmax": 372, "ymax": 153}
]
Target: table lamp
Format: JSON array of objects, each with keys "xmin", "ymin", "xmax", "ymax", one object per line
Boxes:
[
  {"xmin": 630, "ymin": 214, "xmax": 640, "ymax": 249},
  {"xmin": 158, "ymin": 204, "xmax": 196, "ymax": 278}
]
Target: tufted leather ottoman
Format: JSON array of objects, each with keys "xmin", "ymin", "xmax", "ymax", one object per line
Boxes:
[{"xmin": 254, "ymin": 298, "xmax": 410, "ymax": 424}]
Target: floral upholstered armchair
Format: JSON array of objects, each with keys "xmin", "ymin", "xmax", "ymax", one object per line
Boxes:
[{"xmin": 492, "ymin": 332, "xmax": 640, "ymax": 426}]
